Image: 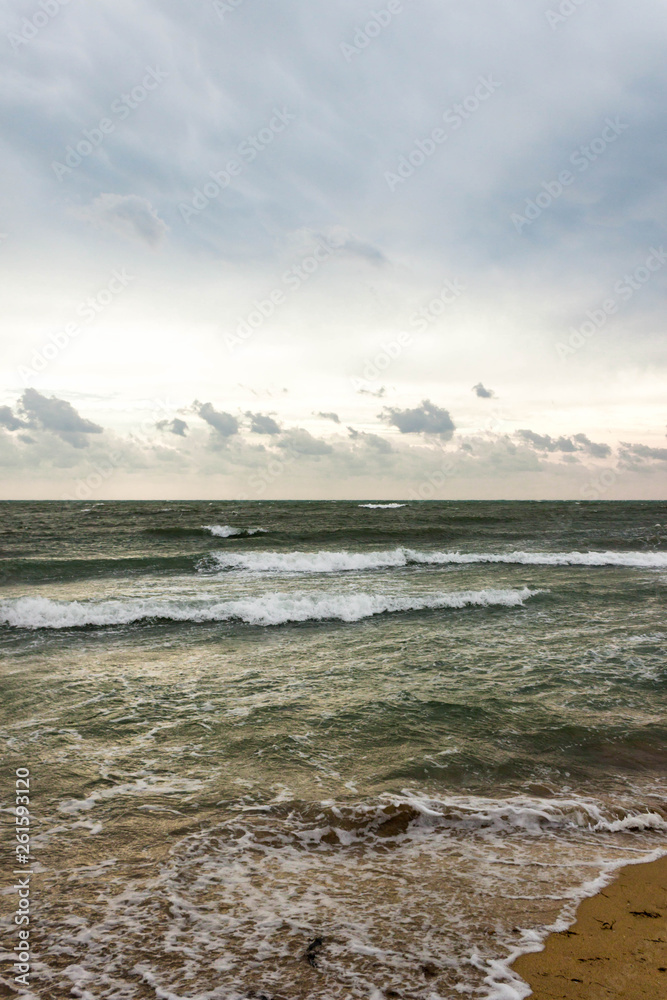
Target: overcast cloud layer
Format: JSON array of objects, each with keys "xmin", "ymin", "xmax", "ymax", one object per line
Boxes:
[{"xmin": 0, "ymin": 0, "xmax": 665, "ymax": 498}]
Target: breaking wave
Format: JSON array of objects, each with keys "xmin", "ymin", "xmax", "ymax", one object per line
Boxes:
[
  {"xmin": 202, "ymin": 524, "xmax": 267, "ymax": 537},
  {"xmin": 358, "ymin": 503, "xmax": 407, "ymax": 509},
  {"xmin": 215, "ymin": 793, "xmax": 667, "ymax": 849},
  {"xmin": 0, "ymin": 587, "xmax": 540, "ymax": 630},
  {"xmin": 202, "ymin": 547, "xmax": 667, "ymax": 575}
]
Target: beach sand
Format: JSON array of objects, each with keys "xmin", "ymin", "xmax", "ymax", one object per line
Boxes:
[{"xmin": 512, "ymin": 854, "xmax": 667, "ymax": 998}]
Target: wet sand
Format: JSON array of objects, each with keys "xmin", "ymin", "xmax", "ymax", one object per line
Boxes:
[{"xmin": 512, "ymin": 854, "xmax": 667, "ymax": 998}]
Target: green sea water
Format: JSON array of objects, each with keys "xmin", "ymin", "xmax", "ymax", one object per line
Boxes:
[{"xmin": 0, "ymin": 500, "xmax": 665, "ymax": 999}]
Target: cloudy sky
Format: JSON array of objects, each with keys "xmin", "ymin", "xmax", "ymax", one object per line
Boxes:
[{"xmin": 1, "ymin": 0, "xmax": 665, "ymax": 499}]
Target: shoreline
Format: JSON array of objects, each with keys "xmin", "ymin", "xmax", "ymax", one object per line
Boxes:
[{"xmin": 511, "ymin": 854, "xmax": 667, "ymax": 998}]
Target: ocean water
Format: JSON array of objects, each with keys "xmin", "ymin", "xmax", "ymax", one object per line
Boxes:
[{"xmin": 0, "ymin": 500, "xmax": 665, "ymax": 1000}]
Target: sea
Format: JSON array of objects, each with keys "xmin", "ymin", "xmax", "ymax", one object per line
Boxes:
[{"xmin": 0, "ymin": 500, "xmax": 666, "ymax": 1000}]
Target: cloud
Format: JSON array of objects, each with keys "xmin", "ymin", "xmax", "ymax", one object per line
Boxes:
[
  {"xmin": 18, "ymin": 389, "xmax": 103, "ymax": 448},
  {"xmin": 77, "ymin": 193, "xmax": 169, "ymax": 248},
  {"xmin": 348, "ymin": 427, "xmax": 393, "ymax": 453},
  {"xmin": 473, "ymin": 383, "xmax": 495, "ymax": 398},
  {"xmin": 381, "ymin": 400, "xmax": 456, "ymax": 439},
  {"xmin": 278, "ymin": 428, "xmax": 333, "ymax": 455},
  {"xmin": 336, "ymin": 232, "xmax": 388, "ymax": 266},
  {"xmin": 518, "ymin": 429, "xmax": 611, "ymax": 457},
  {"xmin": 572, "ymin": 433, "xmax": 612, "ymax": 459},
  {"xmin": 0, "ymin": 405, "xmax": 27, "ymax": 431},
  {"xmin": 157, "ymin": 418, "xmax": 188, "ymax": 437},
  {"xmin": 356, "ymin": 385, "xmax": 387, "ymax": 398},
  {"xmin": 246, "ymin": 412, "xmax": 281, "ymax": 435},
  {"xmin": 195, "ymin": 401, "xmax": 239, "ymax": 437},
  {"xmin": 288, "ymin": 226, "xmax": 387, "ymax": 266},
  {"xmin": 317, "ymin": 411, "xmax": 340, "ymax": 424},
  {"xmin": 619, "ymin": 442, "xmax": 667, "ymax": 462}
]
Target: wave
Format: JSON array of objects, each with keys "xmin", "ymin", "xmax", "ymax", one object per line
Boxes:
[
  {"xmin": 220, "ymin": 793, "xmax": 667, "ymax": 848},
  {"xmin": 141, "ymin": 524, "xmax": 267, "ymax": 539},
  {"xmin": 202, "ymin": 547, "xmax": 667, "ymax": 575},
  {"xmin": 244, "ymin": 792, "xmax": 667, "ymax": 845},
  {"xmin": 358, "ymin": 503, "xmax": 407, "ymax": 509},
  {"xmin": 202, "ymin": 524, "xmax": 267, "ymax": 537},
  {"xmin": 0, "ymin": 587, "xmax": 540, "ymax": 630},
  {"xmin": 412, "ymin": 549, "xmax": 667, "ymax": 568},
  {"xmin": 4, "ymin": 547, "xmax": 661, "ymax": 587}
]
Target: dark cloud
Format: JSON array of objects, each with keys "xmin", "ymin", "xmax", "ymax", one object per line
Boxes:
[
  {"xmin": 381, "ymin": 400, "xmax": 455, "ymax": 439},
  {"xmin": 317, "ymin": 412, "xmax": 340, "ymax": 424},
  {"xmin": 18, "ymin": 389, "xmax": 103, "ymax": 448},
  {"xmin": 195, "ymin": 402, "xmax": 239, "ymax": 437},
  {"xmin": 572, "ymin": 433, "xmax": 612, "ymax": 458},
  {"xmin": 0, "ymin": 405, "xmax": 27, "ymax": 431},
  {"xmin": 517, "ymin": 430, "xmax": 559, "ymax": 451},
  {"xmin": 279, "ymin": 429, "xmax": 333, "ymax": 455},
  {"xmin": 77, "ymin": 193, "xmax": 169, "ymax": 248},
  {"xmin": 246, "ymin": 412, "xmax": 281, "ymax": 435},
  {"xmin": 157, "ymin": 418, "xmax": 188, "ymax": 436},
  {"xmin": 620, "ymin": 442, "xmax": 667, "ymax": 462},
  {"xmin": 518, "ymin": 429, "xmax": 611, "ymax": 457},
  {"xmin": 472, "ymin": 383, "xmax": 495, "ymax": 399}
]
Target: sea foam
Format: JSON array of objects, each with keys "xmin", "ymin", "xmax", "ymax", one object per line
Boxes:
[
  {"xmin": 203, "ymin": 547, "xmax": 667, "ymax": 574},
  {"xmin": 0, "ymin": 587, "xmax": 540, "ymax": 629},
  {"xmin": 358, "ymin": 503, "xmax": 407, "ymax": 508}
]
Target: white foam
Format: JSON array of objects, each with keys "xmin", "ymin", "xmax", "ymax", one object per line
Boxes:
[
  {"xmin": 231, "ymin": 792, "xmax": 667, "ymax": 846},
  {"xmin": 409, "ymin": 549, "xmax": 667, "ymax": 569},
  {"xmin": 358, "ymin": 503, "xmax": 407, "ymax": 508},
  {"xmin": 0, "ymin": 587, "xmax": 540, "ymax": 629},
  {"xmin": 206, "ymin": 549, "xmax": 410, "ymax": 574},
  {"xmin": 31, "ymin": 783, "xmax": 667, "ymax": 1000},
  {"xmin": 58, "ymin": 777, "xmax": 203, "ymax": 814},
  {"xmin": 203, "ymin": 546, "xmax": 667, "ymax": 575},
  {"xmin": 388, "ymin": 792, "xmax": 667, "ymax": 837},
  {"xmin": 202, "ymin": 524, "xmax": 267, "ymax": 537}
]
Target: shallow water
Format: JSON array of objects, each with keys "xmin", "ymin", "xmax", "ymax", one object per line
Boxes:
[{"xmin": 0, "ymin": 500, "xmax": 665, "ymax": 998}]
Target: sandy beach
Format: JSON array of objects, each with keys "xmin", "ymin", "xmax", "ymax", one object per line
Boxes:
[{"xmin": 512, "ymin": 854, "xmax": 667, "ymax": 999}]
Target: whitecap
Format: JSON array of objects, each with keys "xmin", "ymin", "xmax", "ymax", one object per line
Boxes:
[{"xmin": 0, "ymin": 587, "xmax": 541, "ymax": 630}]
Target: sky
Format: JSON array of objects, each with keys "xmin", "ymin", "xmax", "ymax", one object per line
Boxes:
[{"xmin": 1, "ymin": 0, "xmax": 665, "ymax": 500}]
